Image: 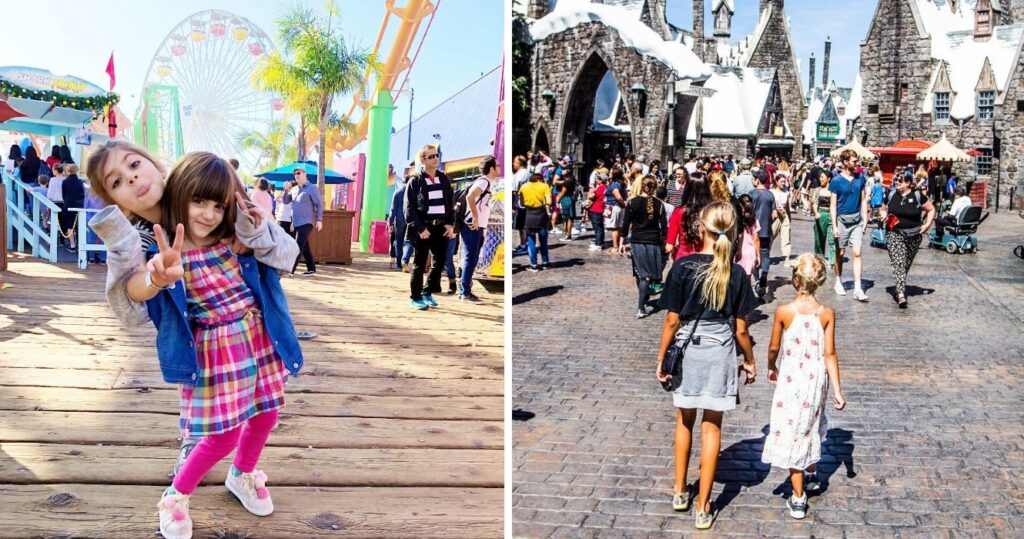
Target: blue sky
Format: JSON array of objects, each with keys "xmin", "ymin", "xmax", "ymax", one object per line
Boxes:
[
  {"xmin": 666, "ymin": 0, "xmax": 876, "ymax": 92},
  {"xmin": 0, "ymin": 0, "xmax": 503, "ymax": 137}
]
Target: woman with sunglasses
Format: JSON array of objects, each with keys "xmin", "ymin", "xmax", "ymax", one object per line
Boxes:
[{"xmin": 879, "ymin": 173, "xmax": 935, "ymax": 308}]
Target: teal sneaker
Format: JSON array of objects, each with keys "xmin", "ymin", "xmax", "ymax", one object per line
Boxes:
[
  {"xmin": 410, "ymin": 298, "xmax": 429, "ymax": 310},
  {"xmin": 422, "ymin": 294, "xmax": 438, "ymax": 307}
]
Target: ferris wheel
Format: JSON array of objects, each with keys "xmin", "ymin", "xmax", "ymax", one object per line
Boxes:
[{"xmin": 140, "ymin": 10, "xmax": 283, "ymax": 173}]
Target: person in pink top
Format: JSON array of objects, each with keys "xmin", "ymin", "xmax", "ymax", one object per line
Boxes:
[
  {"xmin": 665, "ymin": 172, "xmax": 711, "ymax": 260},
  {"xmin": 251, "ymin": 179, "xmax": 274, "ymax": 214},
  {"xmin": 736, "ymin": 194, "xmax": 762, "ymax": 292}
]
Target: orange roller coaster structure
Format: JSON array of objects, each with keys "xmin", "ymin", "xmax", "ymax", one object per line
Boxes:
[{"xmin": 306, "ymin": 0, "xmax": 438, "ymax": 154}]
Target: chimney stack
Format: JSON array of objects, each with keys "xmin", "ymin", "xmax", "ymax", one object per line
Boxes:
[
  {"xmin": 693, "ymin": 0, "xmax": 705, "ymax": 41},
  {"xmin": 808, "ymin": 54, "xmax": 816, "ymax": 93},
  {"xmin": 822, "ymin": 36, "xmax": 832, "ymax": 87},
  {"xmin": 528, "ymin": 0, "xmax": 549, "ymax": 19},
  {"xmin": 692, "ymin": 0, "xmax": 705, "ymax": 61}
]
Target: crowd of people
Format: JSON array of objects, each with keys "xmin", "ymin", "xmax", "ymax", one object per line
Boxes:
[
  {"xmin": 512, "ymin": 149, "xmax": 963, "ymax": 310},
  {"xmin": 512, "ymin": 147, "xmax": 964, "ymax": 529},
  {"xmin": 388, "ymin": 146, "xmax": 497, "ymax": 308}
]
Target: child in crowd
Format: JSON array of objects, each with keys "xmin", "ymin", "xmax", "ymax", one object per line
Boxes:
[
  {"xmin": 735, "ymin": 194, "xmax": 761, "ymax": 293},
  {"xmin": 761, "ymin": 254, "xmax": 846, "ymax": 520}
]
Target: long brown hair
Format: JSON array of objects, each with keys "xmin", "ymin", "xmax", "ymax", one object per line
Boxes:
[
  {"xmin": 641, "ymin": 175, "xmax": 658, "ymax": 219},
  {"xmin": 161, "ymin": 152, "xmax": 245, "ymax": 245}
]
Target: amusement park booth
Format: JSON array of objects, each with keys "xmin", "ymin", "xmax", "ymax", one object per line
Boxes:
[
  {"xmin": 256, "ymin": 160, "xmax": 355, "ymax": 265},
  {"xmin": 1, "ymin": 66, "xmax": 119, "ymax": 265}
]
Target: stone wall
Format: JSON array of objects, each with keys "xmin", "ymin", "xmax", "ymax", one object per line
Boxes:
[
  {"xmin": 995, "ymin": 45, "xmax": 1024, "ymax": 209},
  {"xmin": 858, "ymin": 0, "xmax": 1019, "ymax": 207},
  {"xmin": 744, "ymin": 6, "xmax": 805, "ymax": 160},
  {"xmin": 530, "ymin": 21, "xmax": 676, "ymax": 161},
  {"xmin": 702, "ymin": 137, "xmax": 751, "ymax": 159}
]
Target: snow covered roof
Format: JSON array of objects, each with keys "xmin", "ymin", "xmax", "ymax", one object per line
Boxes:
[
  {"xmin": 713, "ymin": 0, "xmax": 735, "ymax": 13},
  {"xmin": 718, "ymin": 6, "xmax": 772, "ymax": 67},
  {"xmin": 530, "ymin": 0, "xmax": 711, "ymax": 80},
  {"xmin": 920, "ymin": 23, "xmax": 1024, "ymax": 119},
  {"xmin": 697, "ymin": 66, "xmax": 776, "ymax": 137},
  {"xmin": 601, "ymin": 0, "xmax": 647, "ymax": 19},
  {"xmin": 844, "ymin": 74, "xmax": 863, "ymax": 123}
]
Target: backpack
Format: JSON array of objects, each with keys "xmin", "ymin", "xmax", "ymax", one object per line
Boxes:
[{"xmin": 453, "ymin": 178, "xmax": 490, "ymax": 232}]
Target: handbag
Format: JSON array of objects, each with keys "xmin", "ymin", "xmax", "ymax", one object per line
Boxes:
[{"xmin": 660, "ymin": 310, "xmax": 703, "ymax": 392}]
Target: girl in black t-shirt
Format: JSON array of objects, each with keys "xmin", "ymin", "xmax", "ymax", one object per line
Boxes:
[
  {"xmin": 880, "ymin": 174, "xmax": 935, "ymax": 308},
  {"xmin": 621, "ymin": 175, "xmax": 666, "ymax": 318},
  {"xmin": 655, "ymin": 201, "xmax": 757, "ymax": 530}
]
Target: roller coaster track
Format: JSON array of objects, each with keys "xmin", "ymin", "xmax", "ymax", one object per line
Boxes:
[{"xmin": 313, "ymin": 0, "xmax": 439, "ymax": 153}]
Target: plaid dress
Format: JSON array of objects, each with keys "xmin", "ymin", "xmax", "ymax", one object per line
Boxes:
[{"xmin": 178, "ymin": 240, "xmax": 288, "ymax": 437}]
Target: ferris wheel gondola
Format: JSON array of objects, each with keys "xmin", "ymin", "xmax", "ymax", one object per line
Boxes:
[{"xmin": 141, "ymin": 9, "xmax": 279, "ymax": 173}]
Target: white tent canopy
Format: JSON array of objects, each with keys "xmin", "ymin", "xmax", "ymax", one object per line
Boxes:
[
  {"xmin": 915, "ymin": 134, "xmax": 972, "ymax": 162},
  {"xmin": 830, "ymin": 139, "xmax": 876, "ymax": 159}
]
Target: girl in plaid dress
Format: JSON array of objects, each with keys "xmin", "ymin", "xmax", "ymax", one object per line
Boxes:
[{"xmin": 116, "ymin": 152, "xmax": 301, "ymax": 539}]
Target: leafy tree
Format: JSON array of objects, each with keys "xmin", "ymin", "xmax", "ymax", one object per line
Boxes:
[
  {"xmin": 255, "ymin": 1, "xmax": 380, "ymax": 201},
  {"xmin": 512, "ymin": 1, "xmax": 533, "ymax": 151},
  {"xmin": 238, "ymin": 121, "xmax": 298, "ymax": 171}
]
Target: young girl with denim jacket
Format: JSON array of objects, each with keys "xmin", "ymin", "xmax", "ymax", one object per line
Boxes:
[{"xmin": 89, "ymin": 151, "xmax": 300, "ymax": 539}]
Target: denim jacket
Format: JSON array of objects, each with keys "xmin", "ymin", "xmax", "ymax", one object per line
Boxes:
[
  {"xmin": 145, "ymin": 253, "xmax": 304, "ymax": 383},
  {"xmin": 88, "ymin": 206, "xmax": 303, "ymax": 383}
]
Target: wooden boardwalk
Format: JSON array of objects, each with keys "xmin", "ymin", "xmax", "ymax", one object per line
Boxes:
[{"xmin": 0, "ymin": 251, "xmax": 504, "ymax": 538}]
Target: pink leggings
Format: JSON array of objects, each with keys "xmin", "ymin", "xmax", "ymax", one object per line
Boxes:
[{"xmin": 173, "ymin": 409, "xmax": 278, "ymax": 495}]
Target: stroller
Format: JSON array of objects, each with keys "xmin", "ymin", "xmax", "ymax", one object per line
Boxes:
[{"xmin": 928, "ymin": 206, "xmax": 988, "ymax": 254}]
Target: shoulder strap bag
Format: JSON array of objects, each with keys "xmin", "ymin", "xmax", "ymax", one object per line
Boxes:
[{"xmin": 660, "ymin": 309, "xmax": 704, "ymax": 392}]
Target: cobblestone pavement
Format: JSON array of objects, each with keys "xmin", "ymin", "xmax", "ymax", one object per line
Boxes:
[{"xmin": 512, "ymin": 210, "xmax": 1024, "ymax": 538}]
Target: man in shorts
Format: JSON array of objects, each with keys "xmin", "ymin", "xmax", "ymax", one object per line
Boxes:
[
  {"xmin": 829, "ymin": 149, "xmax": 869, "ymax": 301},
  {"xmin": 604, "ymin": 171, "xmax": 626, "ymax": 252}
]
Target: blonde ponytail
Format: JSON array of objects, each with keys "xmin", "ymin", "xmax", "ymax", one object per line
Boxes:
[{"xmin": 696, "ymin": 202, "xmax": 738, "ymax": 311}]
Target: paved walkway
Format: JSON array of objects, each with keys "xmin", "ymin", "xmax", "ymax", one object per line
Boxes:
[{"xmin": 512, "ymin": 210, "xmax": 1024, "ymax": 537}]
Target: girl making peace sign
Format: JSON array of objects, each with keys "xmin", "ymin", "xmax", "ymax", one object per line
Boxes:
[{"xmin": 89, "ymin": 151, "xmax": 301, "ymax": 539}]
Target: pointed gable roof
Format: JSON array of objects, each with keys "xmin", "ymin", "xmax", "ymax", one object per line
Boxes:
[{"xmin": 818, "ymin": 95, "xmax": 841, "ymax": 124}]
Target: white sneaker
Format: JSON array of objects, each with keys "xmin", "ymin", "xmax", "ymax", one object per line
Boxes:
[
  {"xmin": 834, "ymin": 280, "xmax": 846, "ymax": 296},
  {"xmin": 588, "ymin": 244, "xmax": 601, "ymax": 252},
  {"xmin": 225, "ymin": 468, "xmax": 275, "ymax": 516},
  {"xmin": 853, "ymin": 288, "xmax": 868, "ymax": 302},
  {"xmin": 157, "ymin": 489, "xmax": 192, "ymax": 539}
]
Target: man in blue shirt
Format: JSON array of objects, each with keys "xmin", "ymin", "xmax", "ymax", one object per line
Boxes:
[
  {"xmin": 829, "ymin": 150, "xmax": 869, "ymax": 301},
  {"xmin": 291, "ymin": 168, "xmax": 324, "ymax": 276}
]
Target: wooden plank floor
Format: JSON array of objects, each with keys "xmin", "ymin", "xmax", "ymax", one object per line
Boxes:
[{"xmin": 0, "ymin": 251, "xmax": 505, "ymax": 538}]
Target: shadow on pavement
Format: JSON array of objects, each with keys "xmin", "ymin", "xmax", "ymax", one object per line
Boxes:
[
  {"xmin": 713, "ymin": 425, "xmax": 771, "ymax": 512},
  {"xmin": 771, "ymin": 427, "xmax": 857, "ymax": 499},
  {"xmin": 544, "ymin": 258, "xmax": 585, "ymax": 270},
  {"xmin": 513, "ymin": 285, "xmax": 564, "ymax": 305},
  {"xmin": 883, "ymin": 284, "xmax": 935, "ymax": 298}
]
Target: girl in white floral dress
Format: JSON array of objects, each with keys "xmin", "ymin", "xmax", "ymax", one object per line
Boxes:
[{"xmin": 761, "ymin": 254, "xmax": 847, "ymax": 520}]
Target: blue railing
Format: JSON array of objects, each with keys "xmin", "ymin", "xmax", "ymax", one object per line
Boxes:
[
  {"xmin": 2, "ymin": 170, "xmax": 61, "ymax": 263},
  {"xmin": 68, "ymin": 207, "xmax": 107, "ymax": 270}
]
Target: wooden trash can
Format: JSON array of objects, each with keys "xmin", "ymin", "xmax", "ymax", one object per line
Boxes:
[{"xmin": 309, "ymin": 209, "xmax": 354, "ymax": 265}]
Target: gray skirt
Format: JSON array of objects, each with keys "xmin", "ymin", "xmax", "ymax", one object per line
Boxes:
[
  {"xmin": 671, "ymin": 319, "xmax": 737, "ymax": 412},
  {"xmin": 631, "ymin": 242, "xmax": 664, "ymax": 281}
]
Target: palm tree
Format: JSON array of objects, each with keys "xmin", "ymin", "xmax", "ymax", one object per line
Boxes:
[
  {"xmin": 238, "ymin": 121, "xmax": 298, "ymax": 171},
  {"xmin": 257, "ymin": 1, "xmax": 381, "ymax": 201}
]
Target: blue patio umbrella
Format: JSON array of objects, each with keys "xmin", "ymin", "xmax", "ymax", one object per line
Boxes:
[{"xmin": 254, "ymin": 160, "xmax": 353, "ymax": 187}]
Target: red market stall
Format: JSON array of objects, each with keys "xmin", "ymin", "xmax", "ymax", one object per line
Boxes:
[{"xmin": 868, "ymin": 139, "xmax": 933, "ymax": 188}]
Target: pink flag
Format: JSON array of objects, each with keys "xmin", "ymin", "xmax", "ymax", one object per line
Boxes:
[{"xmin": 105, "ymin": 53, "xmax": 116, "ymax": 91}]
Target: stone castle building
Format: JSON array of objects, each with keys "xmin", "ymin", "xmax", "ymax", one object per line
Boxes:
[
  {"xmin": 522, "ymin": 0, "xmax": 806, "ymax": 168},
  {"xmin": 855, "ymin": 0, "xmax": 1024, "ymax": 209}
]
